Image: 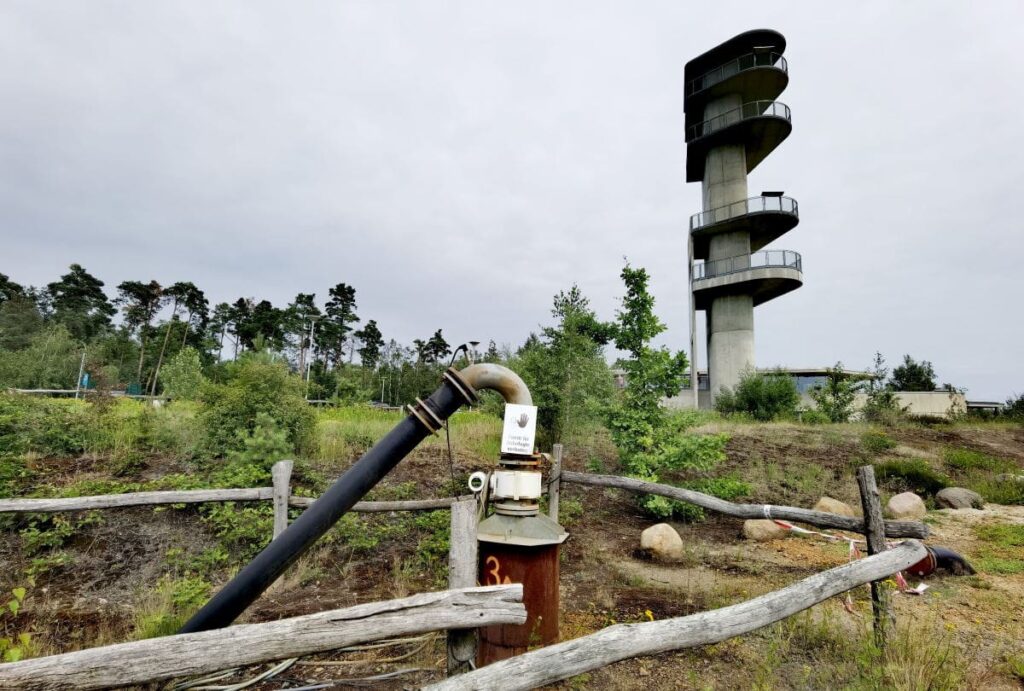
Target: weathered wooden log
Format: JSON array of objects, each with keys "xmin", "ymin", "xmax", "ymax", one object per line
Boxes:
[
  {"xmin": 426, "ymin": 541, "xmax": 927, "ymax": 691},
  {"xmin": 0, "ymin": 492, "xmax": 471, "ymax": 515},
  {"xmin": 0, "ymin": 586, "xmax": 525, "ymax": 691},
  {"xmin": 548, "ymin": 443, "xmax": 563, "ymax": 522},
  {"xmin": 857, "ymin": 465, "xmax": 894, "ymax": 645},
  {"xmin": 562, "ymin": 471, "xmax": 929, "ymax": 538},
  {"xmin": 446, "ymin": 497, "xmax": 480, "ymax": 675},
  {"xmin": 0, "ymin": 488, "xmax": 274, "ymax": 513},
  {"xmin": 271, "ymin": 460, "xmax": 293, "ymax": 539},
  {"xmin": 288, "ymin": 496, "xmax": 468, "ymax": 511}
]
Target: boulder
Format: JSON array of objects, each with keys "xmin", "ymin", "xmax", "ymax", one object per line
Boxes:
[
  {"xmin": 813, "ymin": 496, "xmax": 857, "ymax": 518},
  {"xmin": 935, "ymin": 487, "xmax": 985, "ymax": 510},
  {"xmin": 640, "ymin": 523, "xmax": 684, "ymax": 561},
  {"xmin": 887, "ymin": 492, "xmax": 927, "ymax": 520},
  {"xmin": 742, "ymin": 519, "xmax": 787, "ymax": 541}
]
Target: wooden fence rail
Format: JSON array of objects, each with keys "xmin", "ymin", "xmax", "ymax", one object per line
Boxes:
[
  {"xmin": 0, "ymin": 585, "xmax": 525, "ymax": 691},
  {"xmin": 562, "ymin": 471, "xmax": 929, "ymax": 539},
  {"xmin": 426, "ymin": 542, "xmax": 928, "ymax": 691}
]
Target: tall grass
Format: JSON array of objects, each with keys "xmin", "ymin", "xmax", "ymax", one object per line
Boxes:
[{"xmin": 313, "ymin": 407, "xmax": 501, "ymax": 463}]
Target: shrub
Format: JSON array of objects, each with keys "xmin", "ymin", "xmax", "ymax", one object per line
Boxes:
[
  {"xmin": 808, "ymin": 362, "xmax": 860, "ymax": 423},
  {"xmin": 874, "ymin": 459, "xmax": 949, "ymax": 496},
  {"xmin": 199, "ymin": 352, "xmax": 314, "ymax": 457},
  {"xmin": 160, "ymin": 348, "xmax": 206, "ymax": 401},
  {"xmin": 0, "ymin": 395, "xmax": 91, "ymax": 457},
  {"xmin": 799, "ymin": 409, "xmax": 831, "ymax": 425},
  {"xmin": 715, "ymin": 369, "xmax": 799, "ymax": 422},
  {"xmin": 861, "ymin": 430, "xmax": 897, "ymax": 455},
  {"xmin": 215, "ymin": 413, "xmax": 293, "ymax": 488},
  {"xmin": 1005, "ymin": 393, "xmax": 1024, "ymax": 420},
  {"xmin": 0, "ymin": 324, "xmax": 82, "ymax": 390}
]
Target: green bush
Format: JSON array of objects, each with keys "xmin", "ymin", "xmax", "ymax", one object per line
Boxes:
[
  {"xmin": 800, "ymin": 409, "xmax": 832, "ymax": 425},
  {"xmin": 215, "ymin": 413, "xmax": 293, "ymax": 488},
  {"xmin": 160, "ymin": 348, "xmax": 206, "ymax": 401},
  {"xmin": 0, "ymin": 395, "xmax": 91, "ymax": 457},
  {"xmin": 199, "ymin": 352, "xmax": 314, "ymax": 457},
  {"xmin": 0, "ymin": 324, "xmax": 83, "ymax": 390},
  {"xmin": 808, "ymin": 362, "xmax": 860, "ymax": 423},
  {"xmin": 715, "ymin": 369, "xmax": 799, "ymax": 422},
  {"xmin": 861, "ymin": 430, "xmax": 897, "ymax": 455},
  {"xmin": 874, "ymin": 459, "xmax": 949, "ymax": 496}
]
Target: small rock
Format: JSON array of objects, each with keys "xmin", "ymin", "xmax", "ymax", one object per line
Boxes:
[
  {"xmin": 640, "ymin": 523, "xmax": 684, "ymax": 561},
  {"xmin": 813, "ymin": 496, "xmax": 857, "ymax": 517},
  {"xmin": 887, "ymin": 492, "xmax": 927, "ymax": 519},
  {"xmin": 994, "ymin": 473, "xmax": 1024, "ymax": 484},
  {"xmin": 742, "ymin": 519, "xmax": 786, "ymax": 541},
  {"xmin": 936, "ymin": 487, "xmax": 985, "ymax": 510}
]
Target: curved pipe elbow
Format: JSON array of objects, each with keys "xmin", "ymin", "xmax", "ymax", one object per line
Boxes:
[{"xmin": 457, "ymin": 363, "xmax": 533, "ymax": 406}]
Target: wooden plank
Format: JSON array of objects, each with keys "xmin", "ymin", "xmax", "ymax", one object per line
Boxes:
[
  {"xmin": 425, "ymin": 542, "xmax": 928, "ymax": 691},
  {"xmin": 0, "ymin": 586, "xmax": 525, "ymax": 691},
  {"xmin": 446, "ymin": 497, "xmax": 479, "ymax": 675},
  {"xmin": 271, "ymin": 460, "xmax": 293, "ymax": 540},
  {"xmin": 0, "ymin": 493, "xmax": 473, "ymax": 515},
  {"xmin": 0, "ymin": 488, "xmax": 274, "ymax": 513},
  {"xmin": 857, "ymin": 465, "xmax": 894, "ymax": 646},
  {"xmin": 561, "ymin": 471, "xmax": 929, "ymax": 538},
  {"xmin": 548, "ymin": 443, "xmax": 563, "ymax": 522},
  {"xmin": 288, "ymin": 496, "xmax": 469, "ymax": 512}
]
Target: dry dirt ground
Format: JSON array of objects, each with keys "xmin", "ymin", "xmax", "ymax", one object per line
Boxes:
[{"xmin": 2, "ymin": 423, "xmax": 1023, "ymax": 689}]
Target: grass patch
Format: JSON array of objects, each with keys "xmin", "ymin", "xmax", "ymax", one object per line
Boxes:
[
  {"xmin": 861, "ymin": 430, "xmax": 897, "ymax": 455},
  {"xmin": 874, "ymin": 458, "xmax": 949, "ymax": 496},
  {"xmin": 752, "ymin": 606, "xmax": 967, "ymax": 690},
  {"xmin": 943, "ymin": 448, "xmax": 1015, "ymax": 474},
  {"xmin": 971, "ymin": 523, "xmax": 1024, "ymax": 575},
  {"xmin": 974, "ymin": 523, "xmax": 1024, "ymax": 547},
  {"xmin": 971, "ymin": 477, "xmax": 1024, "ymax": 505},
  {"xmin": 314, "ymin": 407, "xmax": 501, "ymax": 463}
]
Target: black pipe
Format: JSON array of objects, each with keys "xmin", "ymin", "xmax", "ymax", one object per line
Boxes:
[{"xmin": 179, "ymin": 375, "xmax": 471, "ymax": 633}]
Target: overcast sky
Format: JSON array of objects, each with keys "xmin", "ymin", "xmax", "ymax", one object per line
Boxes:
[{"xmin": 2, "ymin": 2, "xmax": 1022, "ymax": 400}]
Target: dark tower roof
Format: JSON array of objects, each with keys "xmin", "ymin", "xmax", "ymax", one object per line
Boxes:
[{"xmin": 683, "ymin": 29, "xmax": 786, "ymax": 85}]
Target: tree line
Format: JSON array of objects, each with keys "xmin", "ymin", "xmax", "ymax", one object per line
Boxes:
[{"xmin": 0, "ymin": 264, "xmax": 478, "ymax": 403}]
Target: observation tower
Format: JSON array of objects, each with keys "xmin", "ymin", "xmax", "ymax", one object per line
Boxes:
[{"xmin": 685, "ymin": 29, "xmax": 803, "ymax": 405}]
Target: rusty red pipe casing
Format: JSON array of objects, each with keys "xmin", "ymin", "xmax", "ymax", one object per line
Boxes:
[{"xmin": 475, "ymin": 452, "xmax": 568, "ymax": 665}]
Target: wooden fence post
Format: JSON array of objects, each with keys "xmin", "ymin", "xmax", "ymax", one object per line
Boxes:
[
  {"xmin": 549, "ymin": 444, "xmax": 563, "ymax": 523},
  {"xmin": 856, "ymin": 465, "xmax": 894, "ymax": 647},
  {"xmin": 271, "ymin": 460, "xmax": 294, "ymax": 540},
  {"xmin": 447, "ymin": 497, "xmax": 479, "ymax": 675}
]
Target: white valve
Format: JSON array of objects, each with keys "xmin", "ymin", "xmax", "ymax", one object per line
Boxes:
[
  {"xmin": 467, "ymin": 471, "xmax": 488, "ymax": 494},
  {"xmin": 489, "ymin": 470, "xmax": 542, "ymax": 501}
]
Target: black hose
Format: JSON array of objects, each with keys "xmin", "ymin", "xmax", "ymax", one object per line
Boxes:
[
  {"xmin": 179, "ymin": 376, "xmax": 470, "ymax": 633},
  {"xmin": 930, "ymin": 546, "xmax": 976, "ymax": 575}
]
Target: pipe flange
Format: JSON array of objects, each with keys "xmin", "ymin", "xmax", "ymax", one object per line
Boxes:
[
  {"xmin": 406, "ymin": 397, "xmax": 444, "ymax": 435},
  {"xmin": 444, "ymin": 368, "xmax": 479, "ymax": 406},
  {"xmin": 493, "ymin": 501, "xmax": 540, "ymax": 517}
]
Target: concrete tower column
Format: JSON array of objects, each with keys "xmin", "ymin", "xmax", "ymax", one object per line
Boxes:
[
  {"xmin": 684, "ymin": 30, "xmax": 800, "ymax": 410},
  {"xmin": 702, "ymin": 94, "xmax": 754, "ymax": 401}
]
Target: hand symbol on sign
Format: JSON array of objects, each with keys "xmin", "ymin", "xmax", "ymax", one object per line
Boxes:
[{"xmin": 516, "ymin": 413, "xmax": 530, "ymax": 428}]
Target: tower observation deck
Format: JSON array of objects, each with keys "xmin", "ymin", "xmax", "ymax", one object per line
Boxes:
[{"xmin": 685, "ymin": 29, "xmax": 803, "ymax": 405}]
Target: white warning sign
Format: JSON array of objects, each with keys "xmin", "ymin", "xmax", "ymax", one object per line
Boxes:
[{"xmin": 500, "ymin": 404, "xmax": 538, "ymax": 455}]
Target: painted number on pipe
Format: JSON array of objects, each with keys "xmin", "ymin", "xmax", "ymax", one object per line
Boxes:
[{"xmin": 484, "ymin": 556, "xmax": 512, "ymax": 585}]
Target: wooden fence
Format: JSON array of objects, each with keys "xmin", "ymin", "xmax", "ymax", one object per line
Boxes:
[{"xmin": 0, "ymin": 451, "xmax": 930, "ymax": 688}]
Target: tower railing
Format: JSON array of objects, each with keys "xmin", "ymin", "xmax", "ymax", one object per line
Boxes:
[
  {"xmin": 686, "ymin": 100, "xmax": 790, "ymax": 142},
  {"xmin": 690, "ymin": 195, "xmax": 798, "ymax": 231},
  {"xmin": 693, "ymin": 249, "xmax": 802, "ymax": 282},
  {"xmin": 686, "ymin": 52, "xmax": 787, "ymax": 97}
]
